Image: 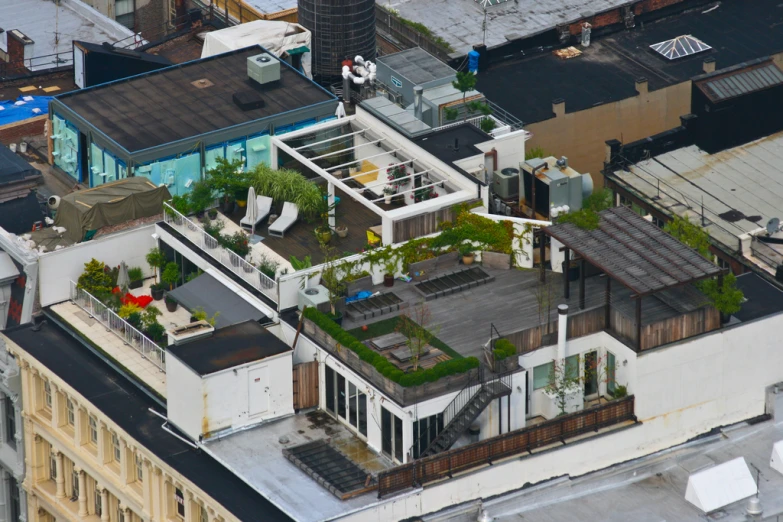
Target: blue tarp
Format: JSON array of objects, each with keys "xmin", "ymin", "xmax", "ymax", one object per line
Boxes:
[{"xmin": 0, "ymin": 96, "xmax": 52, "ymax": 126}]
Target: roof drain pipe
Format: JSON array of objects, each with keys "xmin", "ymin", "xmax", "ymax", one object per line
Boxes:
[
  {"xmin": 557, "ymin": 304, "xmax": 568, "ymax": 369},
  {"xmin": 414, "ymin": 86, "xmax": 423, "ymax": 120},
  {"xmin": 485, "ymin": 147, "xmax": 498, "ymax": 171},
  {"xmin": 148, "ymin": 408, "xmax": 200, "ymax": 450}
]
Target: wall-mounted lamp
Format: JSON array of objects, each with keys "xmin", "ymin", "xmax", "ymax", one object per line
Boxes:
[{"xmin": 151, "ymin": 233, "xmax": 159, "ymax": 240}]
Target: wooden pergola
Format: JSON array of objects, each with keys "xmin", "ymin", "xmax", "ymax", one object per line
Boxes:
[{"xmin": 543, "ymin": 206, "xmax": 726, "ymax": 349}]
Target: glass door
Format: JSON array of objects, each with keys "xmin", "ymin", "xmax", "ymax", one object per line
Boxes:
[
  {"xmin": 607, "ymin": 351, "xmax": 616, "ymax": 396},
  {"xmin": 584, "ymin": 351, "xmax": 598, "ymax": 396}
]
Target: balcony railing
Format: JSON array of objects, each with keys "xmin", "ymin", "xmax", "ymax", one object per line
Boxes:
[
  {"xmin": 69, "ymin": 281, "xmax": 166, "ymax": 371},
  {"xmin": 162, "ymin": 203, "xmax": 277, "ymax": 301},
  {"xmin": 378, "ymin": 395, "xmax": 636, "ymax": 498}
]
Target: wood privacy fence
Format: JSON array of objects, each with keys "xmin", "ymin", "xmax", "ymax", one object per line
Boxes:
[
  {"xmin": 392, "ymin": 200, "xmax": 481, "ymax": 243},
  {"xmin": 505, "ymin": 304, "xmax": 719, "ymax": 353},
  {"xmin": 292, "ymin": 361, "xmax": 319, "ymax": 410},
  {"xmin": 378, "ymin": 395, "xmax": 636, "ymax": 498}
]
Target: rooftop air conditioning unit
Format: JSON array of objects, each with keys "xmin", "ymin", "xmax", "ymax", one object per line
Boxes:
[
  {"xmin": 247, "ymin": 53, "xmax": 280, "ymax": 85},
  {"xmin": 492, "ymin": 167, "xmax": 520, "ymax": 199},
  {"xmin": 298, "ymin": 285, "xmax": 330, "ymax": 313}
]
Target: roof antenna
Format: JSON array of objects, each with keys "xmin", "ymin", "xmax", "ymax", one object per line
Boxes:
[{"xmin": 449, "ymin": 138, "xmax": 460, "ymax": 152}]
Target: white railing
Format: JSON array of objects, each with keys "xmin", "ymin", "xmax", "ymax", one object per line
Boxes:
[
  {"xmin": 162, "ymin": 203, "xmax": 278, "ymax": 301},
  {"xmin": 69, "ymin": 281, "xmax": 166, "ymax": 371}
]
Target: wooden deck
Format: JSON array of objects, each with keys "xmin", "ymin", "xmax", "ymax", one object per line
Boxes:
[{"xmin": 226, "ymin": 188, "xmax": 402, "ymax": 264}]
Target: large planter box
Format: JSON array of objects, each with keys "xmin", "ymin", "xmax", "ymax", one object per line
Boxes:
[
  {"xmin": 482, "ymin": 251, "xmax": 511, "ymax": 270},
  {"xmin": 346, "ymin": 275, "xmax": 373, "ymax": 296},
  {"xmin": 435, "ymin": 251, "xmax": 459, "ymax": 269},
  {"xmin": 409, "ymin": 258, "xmax": 437, "ymax": 281},
  {"xmin": 495, "ymin": 355, "xmax": 519, "ymax": 373}
]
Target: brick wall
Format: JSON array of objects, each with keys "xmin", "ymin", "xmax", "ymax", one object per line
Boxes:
[
  {"xmin": 136, "ymin": 0, "xmax": 169, "ymax": 41},
  {"xmin": 634, "ymin": 0, "xmax": 685, "ymax": 15},
  {"xmin": 565, "ymin": 0, "xmax": 687, "ymax": 36},
  {"xmin": 0, "ymin": 117, "xmax": 48, "ymax": 146}
]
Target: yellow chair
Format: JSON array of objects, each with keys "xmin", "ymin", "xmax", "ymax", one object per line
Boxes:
[{"xmin": 366, "ymin": 229, "xmax": 381, "ymax": 247}]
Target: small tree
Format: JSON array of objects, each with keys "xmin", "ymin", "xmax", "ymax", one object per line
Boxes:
[
  {"xmin": 396, "ymin": 302, "xmax": 438, "ymax": 372},
  {"xmin": 700, "ymin": 273, "xmax": 744, "ymax": 316},
  {"xmin": 583, "ymin": 352, "xmax": 618, "ymax": 404},
  {"xmin": 534, "ymin": 275, "xmax": 556, "ymax": 335},
  {"xmin": 664, "ymin": 217, "xmax": 711, "ymax": 258},
  {"xmin": 77, "ymin": 259, "xmax": 114, "ymax": 296},
  {"xmin": 145, "ymin": 248, "xmax": 166, "ymax": 283},
  {"xmin": 161, "ymin": 262, "xmax": 180, "ymax": 291},
  {"xmin": 319, "ymin": 243, "xmax": 346, "ymax": 318},
  {"xmin": 452, "ymin": 71, "xmax": 477, "ymax": 122},
  {"xmin": 545, "ymin": 357, "xmax": 583, "ymax": 416},
  {"xmin": 206, "ymin": 156, "xmax": 252, "ymax": 201}
]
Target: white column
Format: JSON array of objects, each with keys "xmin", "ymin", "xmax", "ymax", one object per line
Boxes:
[
  {"xmin": 18, "ymin": 487, "xmax": 27, "ymax": 522},
  {"xmin": 99, "ymin": 488, "xmax": 109, "ymax": 522},
  {"xmin": 327, "ymin": 182, "xmax": 336, "ymax": 230},
  {"xmin": 76, "ymin": 468, "xmax": 87, "ymax": 517},
  {"xmin": 54, "ymin": 452, "xmax": 65, "ymax": 499},
  {"xmin": 0, "ymin": 468, "xmax": 9, "ymax": 522}
]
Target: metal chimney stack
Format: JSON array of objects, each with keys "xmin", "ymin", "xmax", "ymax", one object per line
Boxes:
[{"xmin": 557, "ymin": 304, "xmax": 568, "ymax": 362}]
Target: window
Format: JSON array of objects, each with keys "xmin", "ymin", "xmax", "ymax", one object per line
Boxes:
[
  {"xmin": 94, "ymin": 484, "xmax": 102, "ymax": 516},
  {"xmin": 413, "ymin": 413, "xmax": 444, "ymax": 459},
  {"xmin": 43, "ymin": 380, "xmax": 52, "ymax": 409},
  {"xmin": 607, "ymin": 351, "xmax": 617, "ymax": 395},
  {"xmin": 200, "ymin": 505, "xmax": 209, "ymax": 522},
  {"xmin": 72, "ymin": 469, "xmax": 79, "ymax": 499},
  {"xmin": 336, "ymin": 373, "xmax": 346, "ymax": 420},
  {"xmin": 325, "ymin": 366, "xmax": 335, "ymax": 414},
  {"xmin": 5, "ymin": 397, "xmax": 16, "ymax": 448},
  {"xmin": 66, "ymin": 398, "xmax": 75, "ymax": 426},
  {"xmin": 325, "ymin": 367, "xmax": 367, "ymax": 437},
  {"xmin": 115, "ymin": 0, "xmax": 135, "ymax": 30},
  {"xmin": 135, "ymin": 453, "xmax": 143, "ymax": 482},
  {"xmin": 49, "ymin": 451, "xmax": 57, "ymax": 480},
  {"xmin": 118, "ymin": 505, "xmax": 126, "ymax": 522},
  {"xmin": 533, "ymin": 362, "xmax": 553, "ymax": 390},
  {"xmin": 175, "ymin": 487, "xmax": 185, "ymax": 517},
  {"xmin": 112, "ymin": 432, "xmax": 121, "ymax": 462},
  {"xmin": 89, "ymin": 415, "xmax": 98, "ymax": 444},
  {"xmin": 381, "ymin": 407, "xmax": 404, "ymax": 463},
  {"xmin": 9, "ymin": 481, "xmax": 19, "ymax": 522},
  {"xmin": 565, "ymin": 355, "xmax": 580, "ymax": 380}
]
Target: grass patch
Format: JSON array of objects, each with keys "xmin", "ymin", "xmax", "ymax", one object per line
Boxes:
[{"xmin": 347, "ymin": 316, "xmax": 463, "ymax": 360}]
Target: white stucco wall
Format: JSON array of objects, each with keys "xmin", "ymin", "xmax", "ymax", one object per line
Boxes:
[
  {"xmin": 38, "ymin": 225, "xmax": 156, "ymax": 306},
  {"xmin": 165, "ymin": 353, "xmax": 204, "ymax": 440}
]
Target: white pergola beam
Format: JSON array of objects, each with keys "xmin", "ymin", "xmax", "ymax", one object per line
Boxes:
[
  {"xmin": 292, "ymin": 128, "xmax": 368, "ymax": 150},
  {"xmin": 368, "ymin": 179, "xmax": 445, "ymax": 203},
  {"xmin": 326, "ymin": 149, "xmax": 402, "ymax": 172},
  {"xmin": 308, "ymin": 138, "xmax": 385, "ymax": 161}
]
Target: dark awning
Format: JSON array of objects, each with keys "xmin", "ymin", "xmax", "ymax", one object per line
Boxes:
[{"xmin": 168, "ymin": 273, "xmax": 267, "ymax": 329}]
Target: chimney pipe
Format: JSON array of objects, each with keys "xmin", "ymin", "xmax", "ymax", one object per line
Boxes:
[
  {"xmin": 414, "ymin": 86, "xmax": 423, "ymax": 120},
  {"xmin": 703, "ymin": 57, "xmax": 716, "ymax": 74},
  {"xmin": 557, "ymin": 304, "xmax": 568, "ymax": 362}
]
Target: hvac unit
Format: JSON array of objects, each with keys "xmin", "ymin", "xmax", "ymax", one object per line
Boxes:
[
  {"xmin": 520, "ymin": 157, "xmax": 593, "ymax": 219},
  {"xmin": 492, "ymin": 167, "xmax": 520, "ymax": 199},
  {"xmin": 247, "ymin": 53, "xmax": 281, "ymax": 85},
  {"xmin": 298, "ymin": 285, "xmax": 330, "ymax": 312}
]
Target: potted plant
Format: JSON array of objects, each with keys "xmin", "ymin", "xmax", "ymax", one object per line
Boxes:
[
  {"xmin": 128, "ymin": 267, "xmax": 144, "ymax": 289},
  {"xmin": 315, "ymin": 225, "xmax": 332, "ymax": 244},
  {"xmin": 383, "ymin": 186, "xmax": 395, "ymax": 204},
  {"xmin": 164, "ymin": 294, "xmax": 178, "ymax": 313},
  {"xmin": 383, "ymin": 258, "xmax": 397, "ymax": 287},
  {"xmin": 118, "ymin": 303, "xmax": 142, "ymax": 320},
  {"xmin": 256, "ymin": 253, "xmax": 279, "ymax": 279},
  {"xmin": 191, "ymin": 307, "xmax": 220, "ymax": 326},
  {"xmin": 126, "ymin": 311, "xmax": 143, "ymax": 332},
  {"xmin": 320, "ymin": 244, "xmax": 346, "ymax": 325},
  {"xmin": 145, "ymin": 322, "xmax": 166, "ymax": 344},
  {"xmin": 222, "ymin": 231, "xmax": 249, "ymax": 263},
  {"xmin": 335, "ymin": 225, "xmax": 348, "ymax": 238},
  {"xmin": 145, "ymin": 248, "xmax": 166, "ymax": 283},
  {"xmin": 189, "ymin": 178, "xmax": 214, "ymax": 218},
  {"xmin": 203, "ymin": 220, "xmax": 224, "ymax": 248},
  {"xmin": 207, "ymin": 207, "xmax": 218, "ymax": 220},
  {"xmin": 161, "ymin": 262, "xmax": 180, "ymax": 291},
  {"xmin": 220, "ymin": 194, "xmax": 235, "ymax": 214},
  {"xmin": 386, "ymin": 164, "xmax": 409, "ymax": 187},
  {"xmin": 460, "ymin": 244, "xmax": 475, "ymax": 265},
  {"xmin": 150, "ymin": 283, "xmax": 165, "ymax": 301}
]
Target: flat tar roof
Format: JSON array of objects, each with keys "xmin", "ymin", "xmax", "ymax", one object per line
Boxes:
[
  {"xmin": 55, "ymin": 46, "xmax": 335, "ymax": 152},
  {"xmin": 477, "ymin": 0, "xmax": 783, "ymax": 124},
  {"xmin": 376, "ymin": 47, "xmax": 455, "ymax": 85},
  {"xmin": 414, "ymin": 124, "xmax": 490, "ymax": 175},
  {"xmin": 4, "ymin": 319, "xmax": 294, "ymax": 521},
  {"xmin": 168, "ymin": 321, "xmax": 290, "ymax": 376},
  {"xmin": 0, "ymin": 145, "xmax": 40, "ymax": 185}
]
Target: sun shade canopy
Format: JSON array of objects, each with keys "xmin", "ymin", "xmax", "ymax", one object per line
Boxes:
[
  {"xmin": 544, "ymin": 206, "xmax": 724, "ymax": 296},
  {"xmin": 168, "ymin": 272, "xmax": 267, "ymax": 329}
]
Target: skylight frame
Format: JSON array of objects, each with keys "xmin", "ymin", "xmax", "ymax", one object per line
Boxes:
[{"xmin": 649, "ymin": 35, "xmax": 712, "ymax": 60}]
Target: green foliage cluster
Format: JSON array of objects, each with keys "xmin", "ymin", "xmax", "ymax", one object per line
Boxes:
[
  {"xmin": 557, "ymin": 209, "xmax": 600, "ymax": 230},
  {"xmin": 699, "ymin": 273, "xmax": 744, "ymax": 315},
  {"xmin": 583, "ymin": 188, "xmax": 613, "ymax": 213},
  {"xmin": 161, "ymin": 262, "xmax": 180, "ymax": 290},
  {"xmin": 206, "ymin": 157, "xmax": 253, "ymax": 200},
  {"xmin": 493, "ymin": 338, "xmax": 517, "ymax": 361},
  {"xmin": 303, "ymin": 308, "xmax": 479, "ymax": 386},
  {"xmin": 192, "ymin": 307, "xmax": 220, "ymax": 326},
  {"xmin": 664, "ymin": 217, "xmax": 711, "ymax": 258},
  {"xmin": 612, "ymin": 384, "xmax": 628, "ymax": 398},
  {"xmin": 383, "ymin": 7, "xmax": 454, "ymax": 52},
  {"xmin": 127, "ymin": 267, "xmax": 144, "ymax": 282},
  {"xmin": 250, "ymin": 163, "xmax": 323, "ymax": 219},
  {"xmin": 525, "ymin": 146, "xmax": 548, "ymax": 160},
  {"xmin": 289, "ymin": 255, "xmax": 312, "ymax": 271},
  {"xmin": 77, "ymin": 259, "xmax": 114, "ymax": 296}
]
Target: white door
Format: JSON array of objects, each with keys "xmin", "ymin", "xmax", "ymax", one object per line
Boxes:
[
  {"xmin": 248, "ymin": 366, "xmax": 269, "ymax": 416},
  {"xmin": 73, "ymin": 46, "xmax": 85, "ymax": 88}
]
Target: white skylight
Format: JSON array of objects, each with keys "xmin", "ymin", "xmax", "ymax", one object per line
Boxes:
[{"xmin": 650, "ymin": 35, "xmax": 711, "ymax": 60}]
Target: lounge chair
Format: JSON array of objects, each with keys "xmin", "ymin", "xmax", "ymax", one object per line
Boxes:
[
  {"xmin": 268, "ymin": 202, "xmax": 298, "ymax": 237},
  {"xmin": 240, "ymin": 195, "xmax": 273, "ymax": 231}
]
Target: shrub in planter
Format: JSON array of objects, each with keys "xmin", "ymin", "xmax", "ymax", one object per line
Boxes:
[
  {"xmin": 161, "ymin": 262, "xmax": 180, "ymax": 291},
  {"xmin": 222, "ymin": 231, "xmax": 249, "ymax": 258},
  {"xmin": 459, "ymin": 244, "xmax": 475, "ymax": 265},
  {"xmin": 77, "ymin": 259, "xmax": 114, "ymax": 296},
  {"xmin": 165, "ymin": 294, "xmax": 178, "ymax": 313},
  {"xmin": 207, "ymin": 208, "xmax": 218, "ymax": 220},
  {"xmin": 256, "ymin": 254, "xmax": 279, "ymax": 279},
  {"xmin": 145, "ymin": 322, "xmax": 166, "ymax": 343},
  {"xmin": 150, "ymin": 283, "xmax": 165, "ymax": 301},
  {"xmin": 128, "ymin": 267, "xmax": 144, "ymax": 289},
  {"xmin": 126, "ymin": 311, "xmax": 143, "ymax": 330},
  {"xmin": 118, "ymin": 303, "xmax": 142, "ymax": 320},
  {"xmin": 612, "ymin": 384, "xmax": 628, "ymax": 398},
  {"xmin": 493, "ymin": 338, "xmax": 517, "ymax": 361}
]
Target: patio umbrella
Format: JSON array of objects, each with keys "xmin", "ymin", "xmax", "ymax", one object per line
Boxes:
[
  {"xmin": 246, "ymin": 186, "xmax": 257, "ymax": 237},
  {"xmin": 335, "ymin": 102, "xmax": 346, "ymax": 119},
  {"xmin": 117, "ymin": 261, "xmax": 130, "ymax": 293}
]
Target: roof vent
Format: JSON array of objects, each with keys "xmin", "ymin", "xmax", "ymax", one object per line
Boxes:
[
  {"xmin": 232, "ymin": 90, "xmax": 265, "ymax": 111},
  {"xmin": 650, "ymin": 35, "xmax": 711, "ymax": 60},
  {"xmin": 191, "ymin": 78, "xmax": 214, "ymax": 89},
  {"xmin": 247, "ymin": 53, "xmax": 281, "ymax": 85}
]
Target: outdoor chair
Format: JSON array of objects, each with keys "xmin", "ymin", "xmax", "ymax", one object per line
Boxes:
[
  {"xmin": 268, "ymin": 202, "xmax": 298, "ymax": 237},
  {"xmin": 240, "ymin": 195, "xmax": 273, "ymax": 231}
]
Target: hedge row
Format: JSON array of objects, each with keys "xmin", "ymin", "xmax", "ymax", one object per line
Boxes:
[
  {"xmin": 303, "ymin": 308, "xmax": 479, "ymax": 387},
  {"xmin": 493, "ymin": 338, "xmax": 517, "ymax": 361}
]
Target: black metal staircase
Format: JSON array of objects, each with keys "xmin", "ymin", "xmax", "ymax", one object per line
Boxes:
[{"xmin": 415, "ymin": 368, "xmax": 512, "ymax": 459}]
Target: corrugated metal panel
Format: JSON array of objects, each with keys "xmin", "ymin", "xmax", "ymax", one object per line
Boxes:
[{"xmin": 704, "ymin": 64, "xmax": 783, "ymax": 101}]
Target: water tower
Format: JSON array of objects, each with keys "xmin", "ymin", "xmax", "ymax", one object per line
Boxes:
[{"xmin": 297, "ymin": 0, "xmax": 376, "ymax": 83}]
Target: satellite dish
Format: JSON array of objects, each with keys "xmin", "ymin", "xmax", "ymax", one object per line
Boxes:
[{"xmin": 767, "ymin": 217, "xmax": 780, "ymax": 235}]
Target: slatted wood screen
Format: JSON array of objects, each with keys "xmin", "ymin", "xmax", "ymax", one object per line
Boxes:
[{"xmin": 292, "ymin": 361, "xmax": 319, "ymax": 410}]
